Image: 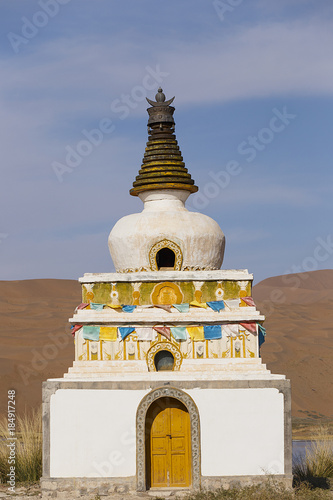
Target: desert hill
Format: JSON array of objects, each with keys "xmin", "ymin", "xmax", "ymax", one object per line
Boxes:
[
  {"xmin": 253, "ymin": 269, "xmax": 333, "ymax": 419},
  {"xmin": 0, "ymin": 271, "xmax": 332, "ymax": 417}
]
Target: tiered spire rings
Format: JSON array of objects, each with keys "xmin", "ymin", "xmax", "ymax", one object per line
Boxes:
[{"xmin": 130, "ymin": 88, "xmax": 198, "ymax": 196}]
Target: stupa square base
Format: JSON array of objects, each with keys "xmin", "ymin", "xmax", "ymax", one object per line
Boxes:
[{"xmin": 42, "ymin": 376, "xmax": 292, "ymax": 494}]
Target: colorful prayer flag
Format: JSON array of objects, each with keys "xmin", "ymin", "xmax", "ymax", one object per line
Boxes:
[
  {"xmin": 204, "ymin": 325, "xmax": 222, "ymax": 339},
  {"xmin": 258, "ymin": 325, "xmax": 266, "ymax": 347},
  {"xmin": 187, "ymin": 326, "xmax": 205, "ymax": 341},
  {"xmin": 82, "ymin": 326, "xmax": 100, "ymax": 341},
  {"xmin": 155, "ymin": 304, "xmax": 172, "ymax": 312},
  {"xmin": 99, "ymin": 327, "xmax": 118, "ymax": 341},
  {"xmin": 207, "ymin": 301, "xmax": 225, "ymax": 312},
  {"xmin": 118, "ymin": 327, "xmax": 135, "ymax": 340},
  {"xmin": 239, "ymin": 322, "xmax": 257, "ymax": 333},
  {"xmin": 173, "ymin": 303, "xmax": 190, "ymax": 313},
  {"xmin": 136, "ymin": 327, "xmax": 156, "ymax": 341},
  {"xmin": 240, "ymin": 297, "xmax": 256, "ymax": 307},
  {"xmin": 153, "ymin": 326, "xmax": 171, "ymax": 340},
  {"xmin": 222, "ymin": 324, "xmax": 239, "ymax": 337},
  {"xmin": 71, "ymin": 324, "xmax": 83, "ymax": 336},
  {"xmin": 170, "ymin": 327, "xmax": 187, "ymax": 340},
  {"xmin": 122, "ymin": 305, "xmax": 136, "ymax": 313},
  {"xmin": 90, "ymin": 303, "xmax": 104, "ymax": 311},
  {"xmin": 190, "ymin": 301, "xmax": 207, "ymax": 309},
  {"xmin": 224, "ymin": 299, "xmax": 240, "ymax": 309},
  {"xmin": 76, "ymin": 303, "xmax": 89, "ymax": 310}
]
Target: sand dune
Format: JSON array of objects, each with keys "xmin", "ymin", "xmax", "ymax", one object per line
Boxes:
[
  {"xmin": 0, "ymin": 279, "xmax": 80, "ymax": 414},
  {"xmin": 0, "ymin": 271, "xmax": 332, "ymax": 417},
  {"xmin": 253, "ymin": 270, "xmax": 333, "ymax": 419}
]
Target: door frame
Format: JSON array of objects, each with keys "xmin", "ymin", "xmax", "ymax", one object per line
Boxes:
[{"xmin": 136, "ymin": 387, "xmax": 201, "ymax": 491}]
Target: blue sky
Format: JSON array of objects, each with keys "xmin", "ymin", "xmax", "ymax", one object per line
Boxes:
[{"xmin": 0, "ymin": 0, "xmax": 332, "ymax": 283}]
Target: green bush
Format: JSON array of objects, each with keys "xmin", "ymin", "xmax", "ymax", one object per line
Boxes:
[{"xmin": 0, "ymin": 407, "xmax": 42, "ymax": 483}]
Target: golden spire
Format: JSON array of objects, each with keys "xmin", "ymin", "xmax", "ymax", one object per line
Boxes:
[{"xmin": 130, "ymin": 88, "xmax": 198, "ymax": 196}]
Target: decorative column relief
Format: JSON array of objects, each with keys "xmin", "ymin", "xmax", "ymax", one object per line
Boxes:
[
  {"xmin": 193, "ymin": 281, "xmax": 204, "ymax": 302},
  {"xmin": 110, "ymin": 283, "xmax": 119, "ymax": 305},
  {"xmin": 84, "ymin": 283, "xmax": 94, "ymax": 303},
  {"xmin": 215, "ymin": 281, "xmax": 224, "ymax": 300},
  {"xmin": 132, "ymin": 282, "xmax": 142, "ymax": 305}
]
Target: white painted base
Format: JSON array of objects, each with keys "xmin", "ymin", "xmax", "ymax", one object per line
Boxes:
[{"xmin": 48, "ymin": 384, "xmax": 285, "ymax": 479}]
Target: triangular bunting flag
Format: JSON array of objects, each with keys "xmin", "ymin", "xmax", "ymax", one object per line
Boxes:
[
  {"xmin": 122, "ymin": 305, "xmax": 136, "ymax": 313},
  {"xmin": 190, "ymin": 301, "xmax": 207, "ymax": 309},
  {"xmin": 153, "ymin": 326, "xmax": 171, "ymax": 340},
  {"xmin": 207, "ymin": 300, "xmax": 225, "ymax": 312},
  {"xmin": 100, "ymin": 327, "xmax": 118, "ymax": 341},
  {"xmin": 71, "ymin": 324, "xmax": 83, "ymax": 336},
  {"xmin": 155, "ymin": 304, "xmax": 172, "ymax": 313},
  {"xmin": 170, "ymin": 327, "xmax": 187, "ymax": 340},
  {"xmin": 173, "ymin": 303, "xmax": 190, "ymax": 313},
  {"xmin": 239, "ymin": 322, "xmax": 257, "ymax": 333},
  {"xmin": 224, "ymin": 299, "xmax": 240, "ymax": 309},
  {"xmin": 90, "ymin": 303, "xmax": 104, "ymax": 311},
  {"xmin": 136, "ymin": 327, "xmax": 156, "ymax": 341},
  {"xmin": 204, "ymin": 325, "xmax": 222, "ymax": 339},
  {"xmin": 240, "ymin": 297, "xmax": 256, "ymax": 307},
  {"xmin": 118, "ymin": 327, "xmax": 135, "ymax": 340},
  {"xmin": 76, "ymin": 303, "xmax": 89, "ymax": 310},
  {"xmin": 187, "ymin": 326, "xmax": 205, "ymax": 341},
  {"xmin": 82, "ymin": 326, "xmax": 100, "ymax": 341}
]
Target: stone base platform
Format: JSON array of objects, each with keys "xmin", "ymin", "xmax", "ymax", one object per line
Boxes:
[{"xmin": 40, "ymin": 475, "xmax": 293, "ymax": 499}]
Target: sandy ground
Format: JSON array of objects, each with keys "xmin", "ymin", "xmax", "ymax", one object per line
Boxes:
[{"xmin": 0, "ymin": 270, "xmax": 332, "ymax": 418}]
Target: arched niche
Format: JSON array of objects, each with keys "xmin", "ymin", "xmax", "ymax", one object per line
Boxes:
[
  {"xmin": 149, "ymin": 239, "xmax": 183, "ymax": 271},
  {"xmin": 136, "ymin": 387, "xmax": 201, "ymax": 491}
]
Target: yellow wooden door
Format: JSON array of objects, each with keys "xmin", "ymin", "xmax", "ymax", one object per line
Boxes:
[{"xmin": 150, "ymin": 400, "xmax": 191, "ymax": 488}]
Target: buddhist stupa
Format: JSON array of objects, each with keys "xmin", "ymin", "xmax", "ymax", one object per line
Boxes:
[{"xmin": 41, "ymin": 88, "xmax": 292, "ymax": 497}]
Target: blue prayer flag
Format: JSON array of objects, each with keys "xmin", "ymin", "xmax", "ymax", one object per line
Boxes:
[
  {"xmin": 122, "ymin": 305, "xmax": 137, "ymax": 313},
  {"xmin": 258, "ymin": 324, "xmax": 266, "ymax": 347},
  {"xmin": 119, "ymin": 327, "xmax": 135, "ymax": 340},
  {"xmin": 207, "ymin": 301, "xmax": 225, "ymax": 312},
  {"xmin": 204, "ymin": 325, "xmax": 222, "ymax": 340}
]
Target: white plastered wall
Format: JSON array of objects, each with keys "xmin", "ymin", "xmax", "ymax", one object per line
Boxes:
[
  {"xmin": 49, "ymin": 386, "xmax": 284, "ymax": 478},
  {"xmin": 187, "ymin": 388, "xmax": 284, "ymax": 476},
  {"xmin": 50, "ymin": 389, "xmax": 149, "ymax": 478}
]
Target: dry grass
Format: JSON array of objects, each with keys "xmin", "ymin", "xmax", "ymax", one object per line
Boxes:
[
  {"xmin": 0, "ymin": 407, "xmax": 42, "ymax": 483},
  {"xmin": 292, "ymin": 417, "xmax": 333, "ymax": 441},
  {"xmin": 172, "ymin": 482, "xmax": 332, "ymax": 500},
  {"xmin": 293, "ymin": 426, "xmax": 333, "ymax": 487}
]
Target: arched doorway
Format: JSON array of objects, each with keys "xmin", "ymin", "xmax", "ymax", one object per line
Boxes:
[
  {"xmin": 136, "ymin": 387, "xmax": 201, "ymax": 492},
  {"xmin": 146, "ymin": 397, "xmax": 191, "ymax": 488}
]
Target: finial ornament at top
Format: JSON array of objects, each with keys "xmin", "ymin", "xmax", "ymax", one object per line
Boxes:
[{"xmin": 146, "ymin": 87, "xmax": 175, "ymax": 107}]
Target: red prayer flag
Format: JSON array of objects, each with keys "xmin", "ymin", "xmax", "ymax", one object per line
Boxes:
[
  {"xmin": 77, "ymin": 303, "xmax": 89, "ymax": 310},
  {"xmin": 71, "ymin": 324, "xmax": 83, "ymax": 336},
  {"xmin": 241, "ymin": 297, "xmax": 256, "ymax": 307},
  {"xmin": 239, "ymin": 322, "xmax": 257, "ymax": 333},
  {"xmin": 153, "ymin": 326, "xmax": 171, "ymax": 340}
]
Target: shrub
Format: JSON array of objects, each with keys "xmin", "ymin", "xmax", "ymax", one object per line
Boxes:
[
  {"xmin": 293, "ymin": 427, "xmax": 333, "ymax": 488},
  {"xmin": 0, "ymin": 407, "xmax": 42, "ymax": 483}
]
